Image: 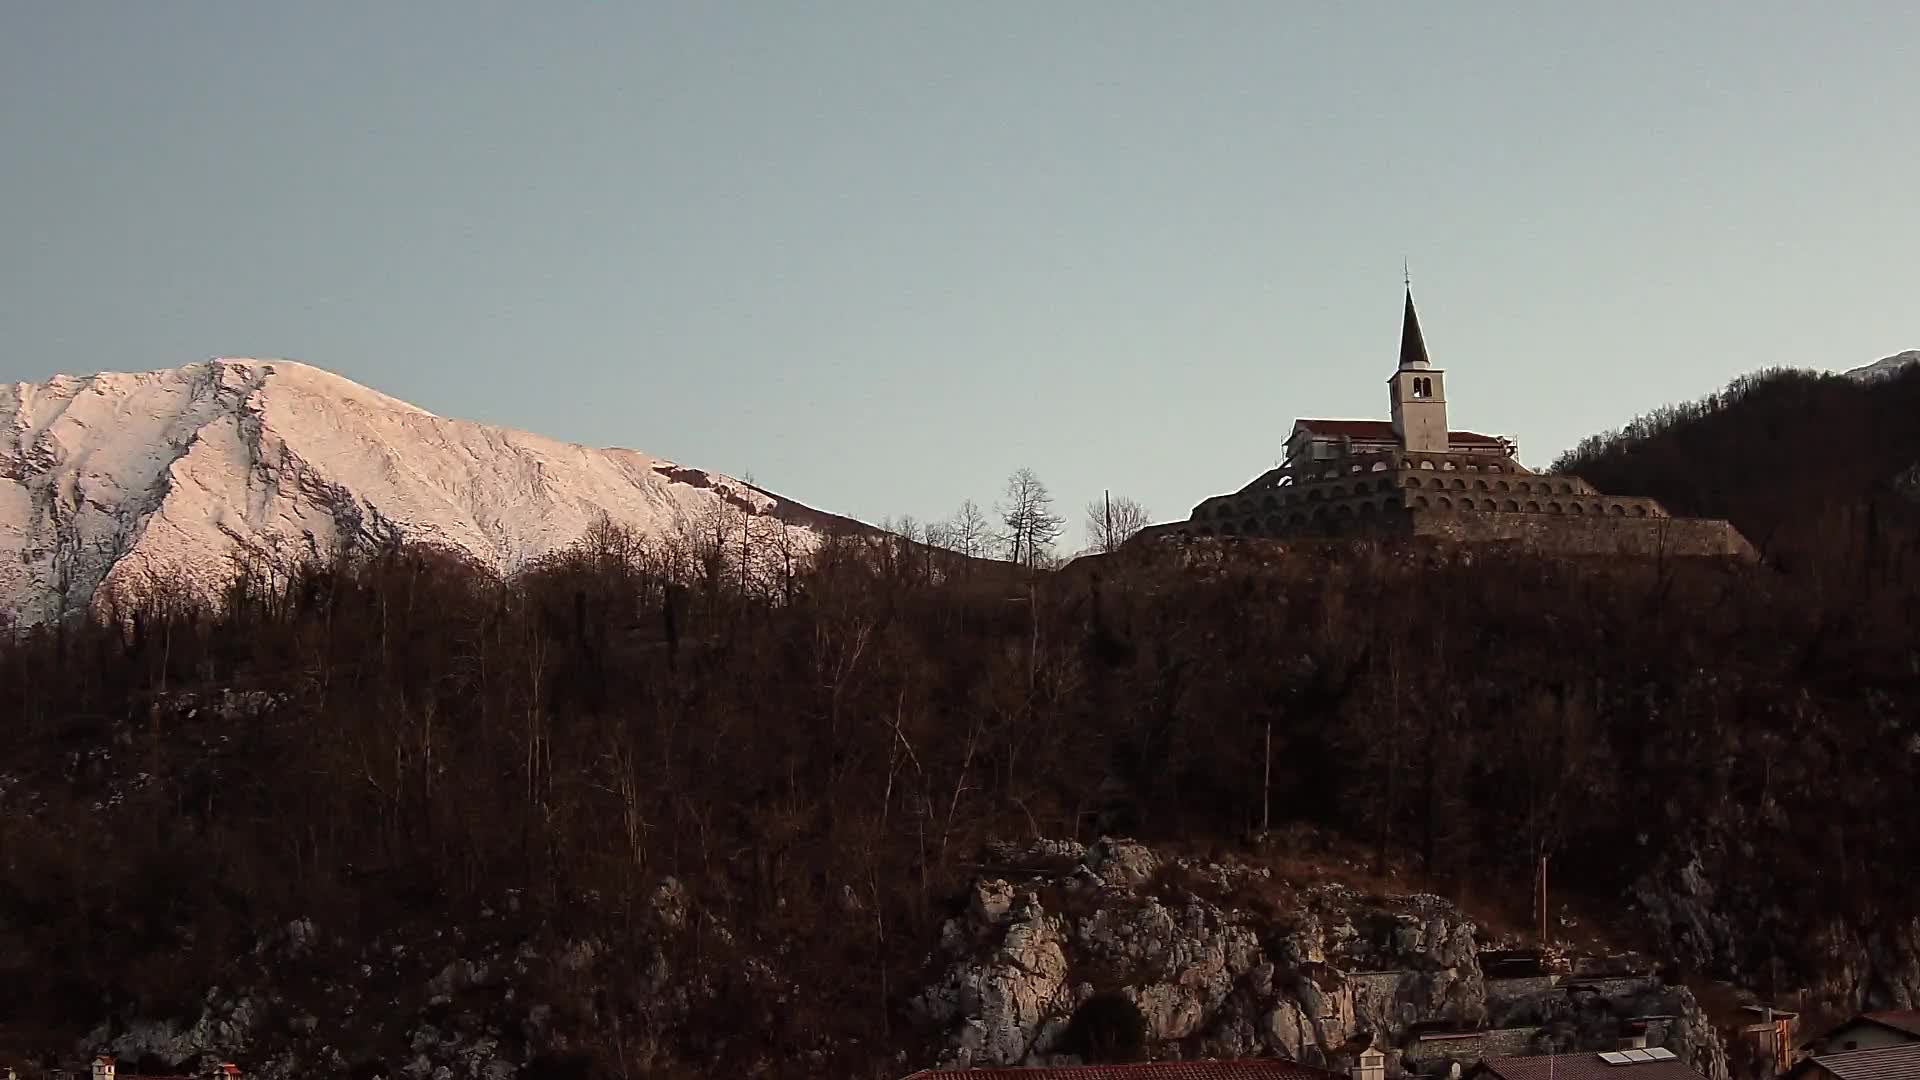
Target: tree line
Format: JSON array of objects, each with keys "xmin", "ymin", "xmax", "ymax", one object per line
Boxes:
[{"xmin": 886, "ymin": 466, "xmax": 1150, "ymax": 567}]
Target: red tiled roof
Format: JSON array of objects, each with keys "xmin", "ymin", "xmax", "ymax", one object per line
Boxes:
[
  {"xmin": 1291, "ymin": 419, "xmax": 1505, "ymax": 447},
  {"xmin": 900, "ymin": 1060, "xmax": 1345, "ymax": 1080},
  {"xmin": 1470, "ymin": 1053, "xmax": 1707, "ymax": 1080}
]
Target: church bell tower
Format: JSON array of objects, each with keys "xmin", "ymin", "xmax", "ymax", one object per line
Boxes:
[{"xmin": 1388, "ymin": 287, "xmax": 1448, "ymax": 453}]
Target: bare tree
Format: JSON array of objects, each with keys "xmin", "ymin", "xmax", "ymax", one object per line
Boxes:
[
  {"xmin": 943, "ymin": 499, "xmax": 992, "ymax": 559},
  {"xmin": 1085, "ymin": 493, "xmax": 1152, "ymax": 553},
  {"xmin": 996, "ymin": 468, "xmax": 1066, "ymax": 568}
]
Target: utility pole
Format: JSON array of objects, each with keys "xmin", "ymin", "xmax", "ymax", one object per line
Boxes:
[
  {"xmin": 1537, "ymin": 853, "xmax": 1550, "ymax": 945},
  {"xmin": 1104, "ymin": 489, "xmax": 1112, "ymax": 553},
  {"xmin": 1262, "ymin": 720, "xmax": 1273, "ymax": 835}
]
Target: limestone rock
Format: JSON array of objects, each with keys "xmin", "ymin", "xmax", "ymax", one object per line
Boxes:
[
  {"xmin": 912, "ymin": 899, "xmax": 1072, "ymax": 1066},
  {"xmin": 1086, "ymin": 837, "xmax": 1161, "ymax": 888}
]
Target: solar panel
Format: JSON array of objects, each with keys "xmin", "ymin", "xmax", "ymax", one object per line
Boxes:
[
  {"xmin": 1625, "ymin": 1050, "xmax": 1657, "ymax": 1062},
  {"xmin": 1599, "ymin": 1053, "xmax": 1631, "ymax": 1065},
  {"xmin": 1646, "ymin": 1048, "xmax": 1677, "ymax": 1061}
]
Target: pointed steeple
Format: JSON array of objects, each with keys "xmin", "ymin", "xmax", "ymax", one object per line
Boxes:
[{"xmin": 1399, "ymin": 287, "xmax": 1431, "ymax": 370}]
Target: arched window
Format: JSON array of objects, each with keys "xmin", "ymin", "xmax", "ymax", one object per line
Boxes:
[
  {"xmin": 1371, "ymin": 459, "xmax": 1389, "ymax": 472},
  {"xmin": 1378, "ymin": 477, "xmax": 1395, "ymax": 492},
  {"xmin": 1547, "ymin": 501, "xmax": 1563, "ymax": 514},
  {"xmin": 1633, "ymin": 505, "xmax": 1649, "ymax": 517},
  {"xmin": 1526, "ymin": 501, "xmax": 1542, "ymax": 512},
  {"xmin": 1476, "ymin": 479, "xmax": 1490, "ymax": 490},
  {"xmin": 1503, "ymin": 499, "xmax": 1520, "ymax": 511},
  {"xmin": 1450, "ymin": 478, "xmax": 1467, "ymax": 490},
  {"xmin": 1608, "ymin": 503, "xmax": 1626, "ymax": 516},
  {"xmin": 1480, "ymin": 499, "xmax": 1497, "ymax": 511},
  {"xmin": 1437, "ymin": 496, "xmax": 1453, "ymax": 509},
  {"xmin": 1569, "ymin": 502, "xmax": 1585, "ymax": 515},
  {"xmin": 1412, "ymin": 496, "xmax": 1429, "ymax": 508},
  {"xmin": 1419, "ymin": 460, "xmax": 1435, "ymax": 470},
  {"xmin": 1330, "ymin": 485, "xmax": 1348, "ymax": 498},
  {"xmin": 1496, "ymin": 480, "xmax": 1510, "ymax": 492},
  {"xmin": 1359, "ymin": 501, "xmax": 1379, "ymax": 517}
]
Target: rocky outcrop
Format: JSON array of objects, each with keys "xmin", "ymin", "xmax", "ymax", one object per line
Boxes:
[{"xmin": 912, "ymin": 839, "xmax": 1729, "ymax": 1075}]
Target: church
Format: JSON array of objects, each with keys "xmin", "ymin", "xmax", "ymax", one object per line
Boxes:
[{"xmin": 1141, "ymin": 288, "xmax": 1754, "ymax": 558}]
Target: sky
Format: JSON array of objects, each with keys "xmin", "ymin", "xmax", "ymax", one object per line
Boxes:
[{"xmin": 3, "ymin": 3, "xmax": 1916, "ymax": 544}]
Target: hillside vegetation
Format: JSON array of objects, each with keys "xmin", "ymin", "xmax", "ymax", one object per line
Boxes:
[
  {"xmin": 1554, "ymin": 364, "xmax": 1920, "ymax": 570},
  {"xmin": 0, "ymin": 367, "xmax": 1917, "ymax": 1075}
]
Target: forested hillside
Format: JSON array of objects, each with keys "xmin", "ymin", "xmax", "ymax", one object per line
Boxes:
[
  {"xmin": 1554, "ymin": 364, "xmax": 1920, "ymax": 570},
  {"xmin": 1, "ymin": 368, "xmax": 1917, "ymax": 1077}
]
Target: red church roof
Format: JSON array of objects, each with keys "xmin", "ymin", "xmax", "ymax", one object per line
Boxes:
[
  {"xmin": 1291, "ymin": 419, "xmax": 1506, "ymax": 447},
  {"xmin": 900, "ymin": 1060, "xmax": 1345, "ymax": 1080}
]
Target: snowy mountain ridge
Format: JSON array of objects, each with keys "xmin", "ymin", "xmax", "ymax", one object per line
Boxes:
[{"xmin": 0, "ymin": 358, "xmax": 853, "ymax": 624}]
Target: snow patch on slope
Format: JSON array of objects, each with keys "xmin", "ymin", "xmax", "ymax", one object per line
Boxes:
[
  {"xmin": 0, "ymin": 358, "xmax": 844, "ymax": 624},
  {"xmin": 1845, "ymin": 350, "xmax": 1920, "ymax": 381}
]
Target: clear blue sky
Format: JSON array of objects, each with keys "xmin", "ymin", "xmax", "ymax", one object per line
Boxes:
[{"xmin": 4, "ymin": 3, "xmax": 1915, "ymax": 541}]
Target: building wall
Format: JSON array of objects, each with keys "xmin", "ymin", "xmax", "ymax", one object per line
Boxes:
[
  {"xmin": 1404, "ymin": 1027, "xmax": 1544, "ymax": 1069},
  {"xmin": 1405, "ymin": 510, "xmax": 1756, "ymax": 560},
  {"xmin": 1159, "ymin": 444, "xmax": 1755, "ymax": 560}
]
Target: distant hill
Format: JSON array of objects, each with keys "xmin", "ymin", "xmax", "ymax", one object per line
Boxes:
[{"xmin": 1552, "ymin": 359, "xmax": 1920, "ymax": 567}]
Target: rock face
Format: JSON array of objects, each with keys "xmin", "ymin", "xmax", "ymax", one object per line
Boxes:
[{"xmin": 913, "ymin": 839, "xmax": 1727, "ymax": 1076}]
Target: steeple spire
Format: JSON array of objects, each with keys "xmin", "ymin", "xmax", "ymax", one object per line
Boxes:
[{"xmin": 1399, "ymin": 285, "xmax": 1431, "ymax": 370}]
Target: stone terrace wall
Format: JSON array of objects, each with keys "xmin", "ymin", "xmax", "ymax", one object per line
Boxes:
[
  {"xmin": 1406, "ymin": 510, "xmax": 1757, "ymax": 560},
  {"xmin": 1403, "ymin": 1027, "xmax": 1544, "ymax": 1071}
]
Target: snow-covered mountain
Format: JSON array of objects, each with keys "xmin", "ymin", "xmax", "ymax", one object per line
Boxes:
[
  {"xmin": 1845, "ymin": 350, "xmax": 1920, "ymax": 381},
  {"xmin": 0, "ymin": 358, "xmax": 859, "ymax": 624}
]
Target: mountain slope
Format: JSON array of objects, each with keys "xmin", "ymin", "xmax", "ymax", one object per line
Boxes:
[
  {"xmin": 0, "ymin": 358, "xmax": 853, "ymax": 623},
  {"xmin": 1845, "ymin": 349, "xmax": 1920, "ymax": 381}
]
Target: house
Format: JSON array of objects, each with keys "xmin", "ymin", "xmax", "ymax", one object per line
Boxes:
[
  {"xmin": 898, "ymin": 1047, "xmax": 1375, "ymax": 1080},
  {"xmin": 1786, "ymin": 1042, "xmax": 1920, "ymax": 1080},
  {"xmin": 1465, "ymin": 1048, "xmax": 1710, "ymax": 1080},
  {"xmin": 1801, "ymin": 1013, "xmax": 1920, "ymax": 1058}
]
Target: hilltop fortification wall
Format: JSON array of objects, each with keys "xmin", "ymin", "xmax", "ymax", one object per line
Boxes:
[{"xmin": 1405, "ymin": 508, "xmax": 1756, "ymax": 559}]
